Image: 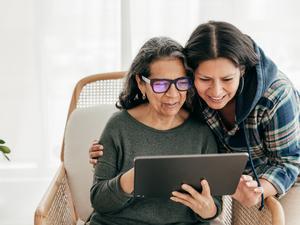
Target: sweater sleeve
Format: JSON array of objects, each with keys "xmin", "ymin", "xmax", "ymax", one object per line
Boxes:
[
  {"xmin": 195, "ymin": 196, "xmax": 223, "ymax": 222},
  {"xmin": 260, "ymin": 83, "xmax": 300, "ymax": 196},
  {"xmin": 90, "ymin": 116, "xmax": 133, "ymax": 214}
]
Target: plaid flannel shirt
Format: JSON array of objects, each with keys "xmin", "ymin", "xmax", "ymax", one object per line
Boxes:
[{"xmin": 200, "ymin": 72, "xmax": 300, "ymax": 197}]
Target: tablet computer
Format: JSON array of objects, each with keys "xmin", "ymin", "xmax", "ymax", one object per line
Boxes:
[{"xmin": 133, "ymin": 153, "xmax": 248, "ymax": 198}]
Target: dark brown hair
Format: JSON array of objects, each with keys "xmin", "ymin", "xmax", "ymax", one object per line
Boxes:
[{"xmin": 184, "ymin": 21, "xmax": 259, "ymax": 71}]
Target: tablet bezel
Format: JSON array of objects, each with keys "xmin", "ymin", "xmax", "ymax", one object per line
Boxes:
[{"xmin": 133, "ymin": 153, "xmax": 248, "ymax": 198}]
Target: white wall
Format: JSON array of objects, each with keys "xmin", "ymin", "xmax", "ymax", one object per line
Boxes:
[{"xmin": 1, "ymin": 1, "xmax": 300, "ymax": 224}]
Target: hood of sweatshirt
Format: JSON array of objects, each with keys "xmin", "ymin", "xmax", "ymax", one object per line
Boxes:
[{"xmin": 235, "ymin": 42, "xmax": 278, "ymax": 124}]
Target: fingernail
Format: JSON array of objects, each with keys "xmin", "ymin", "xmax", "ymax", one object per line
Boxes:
[{"xmin": 254, "ymin": 187, "xmax": 264, "ymax": 193}]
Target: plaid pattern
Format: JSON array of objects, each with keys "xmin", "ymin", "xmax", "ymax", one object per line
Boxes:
[{"xmin": 200, "ymin": 72, "xmax": 300, "ymax": 196}]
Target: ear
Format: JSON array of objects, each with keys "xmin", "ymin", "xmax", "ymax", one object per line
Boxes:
[
  {"xmin": 240, "ymin": 65, "xmax": 246, "ymax": 77},
  {"xmin": 135, "ymin": 75, "xmax": 146, "ymax": 95}
]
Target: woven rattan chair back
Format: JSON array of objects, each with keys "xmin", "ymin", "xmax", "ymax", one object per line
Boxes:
[{"xmin": 67, "ymin": 71, "xmax": 125, "ymax": 115}]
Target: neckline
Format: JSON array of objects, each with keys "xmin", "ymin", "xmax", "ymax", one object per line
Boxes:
[{"xmin": 123, "ymin": 110, "xmax": 191, "ymax": 133}]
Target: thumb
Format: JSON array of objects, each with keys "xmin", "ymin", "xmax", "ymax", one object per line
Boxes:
[{"xmin": 201, "ymin": 179, "xmax": 211, "ymax": 196}]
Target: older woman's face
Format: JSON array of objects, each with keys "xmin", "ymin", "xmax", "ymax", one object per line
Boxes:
[
  {"xmin": 139, "ymin": 58, "xmax": 188, "ymax": 117},
  {"xmin": 194, "ymin": 57, "xmax": 241, "ymax": 110}
]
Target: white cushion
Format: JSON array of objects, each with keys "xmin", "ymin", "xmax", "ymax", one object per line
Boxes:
[{"xmin": 64, "ymin": 105, "xmax": 117, "ymax": 221}]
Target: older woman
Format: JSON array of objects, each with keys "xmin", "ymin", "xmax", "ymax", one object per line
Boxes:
[{"xmin": 89, "ymin": 37, "xmax": 222, "ymax": 225}]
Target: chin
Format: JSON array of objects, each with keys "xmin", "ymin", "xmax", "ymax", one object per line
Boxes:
[
  {"xmin": 165, "ymin": 110, "xmax": 180, "ymax": 116},
  {"xmin": 206, "ymin": 101, "xmax": 227, "ymax": 110},
  {"xmin": 163, "ymin": 109, "xmax": 181, "ymax": 116}
]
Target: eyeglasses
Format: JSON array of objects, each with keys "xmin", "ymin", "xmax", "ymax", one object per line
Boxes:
[{"xmin": 141, "ymin": 76, "xmax": 192, "ymax": 93}]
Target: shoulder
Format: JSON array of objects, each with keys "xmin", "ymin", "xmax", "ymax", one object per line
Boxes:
[
  {"xmin": 260, "ymin": 71, "xmax": 299, "ymax": 109},
  {"xmin": 187, "ymin": 115, "xmax": 214, "ymax": 134},
  {"xmin": 255, "ymin": 71, "xmax": 300, "ymax": 125},
  {"xmin": 100, "ymin": 110, "xmax": 132, "ymax": 142},
  {"xmin": 104, "ymin": 110, "xmax": 128, "ymax": 129}
]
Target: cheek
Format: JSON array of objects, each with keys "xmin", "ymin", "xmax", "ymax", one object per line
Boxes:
[
  {"xmin": 180, "ymin": 92, "xmax": 187, "ymax": 102},
  {"xmin": 194, "ymin": 80, "xmax": 205, "ymax": 96},
  {"xmin": 228, "ymin": 82, "xmax": 240, "ymax": 94}
]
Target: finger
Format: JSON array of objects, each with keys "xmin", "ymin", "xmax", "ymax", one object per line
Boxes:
[
  {"xmin": 181, "ymin": 184, "xmax": 200, "ymax": 199},
  {"xmin": 90, "ymin": 145, "xmax": 104, "ymax": 154},
  {"xmin": 172, "ymin": 191, "xmax": 192, "ymax": 201},
  {"xmin": 170, "ymin": 196, "xmax": 194, "ymax": 210},
  {"xmin": 200, "ymin": 180, "xmax": 211, "ymax": 197},
  {"xmin": 89, "ymin": 144, "xmax": 98, "ymax": 152},
  {"xmin": 90, "ymin": 145, "xmax": 98, "ymax": 152},
  {"xmin": 254, "ymin": 187, "xmax": 264, "ymax": 194},
  {"xmin": 92, "ymin": 139, "xmax": 99, "ymax": 144},
  {"xmin": 91, "ymin": 144, "xmax": 104, "ymax": 150},
  {"xmin": 89, "ymin": 158, "xmax": 98, "ymax": 165},
  {"xmin": 90, "ymin": 151, "xmax": 103, "ymax": 158},
  {"xmin": 245, "ymin": 180, "xmax": 258, "ymax": 188},
  {"xmin": 241, "ymin": 175, "xmax": 253, "ymax": 182},
  {"xmin": 91, "ymin": 145, "xmax": 101, "ymax": 151}
]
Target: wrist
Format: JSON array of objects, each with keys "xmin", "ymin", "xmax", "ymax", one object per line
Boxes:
[
  {"xmin": 120, "ymin": 171, "xmax": 134, "ymax": 194},
  {"xmin": 259, "ymin": 178, "xmax": 277, "ymax": 198}
]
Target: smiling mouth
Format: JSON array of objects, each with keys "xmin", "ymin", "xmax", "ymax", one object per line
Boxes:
[
  {"xmin": 163, "ymin": 102, "xmax": 178, "ymax": 108},
  {"xmin": 208, "ymin": 96, "xmax": 225, "ymax": 103}
]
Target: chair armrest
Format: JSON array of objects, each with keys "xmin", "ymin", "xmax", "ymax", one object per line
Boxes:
[
  {"xmin": 266, "ymin": 196, "xmax": 285, "ymax": 225},
  {"xmin": 34, "ymin": 163, "xmax": 77, "ymax": 225},
  {"xmin": 280, "ymin": 178, "xmax": 300, "ymax": 225},
  {"xmin": 232, "ymin": 196, "xmax": 284, "ymax": 225}
]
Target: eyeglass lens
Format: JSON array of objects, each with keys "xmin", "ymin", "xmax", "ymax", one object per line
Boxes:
[{"xmin": 152, "ymin": 77, "xmax": 191, "ymax": 93}]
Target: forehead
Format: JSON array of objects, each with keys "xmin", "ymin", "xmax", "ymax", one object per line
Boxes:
[
  {"xmin": 149, "ymin": 58, "xmax": 186, "ymax": 79},
  {"xmin": 195, "ymin": 57, "xmax": 239, "ymax": 77}
]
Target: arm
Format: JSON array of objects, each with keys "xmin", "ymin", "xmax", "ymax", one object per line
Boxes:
[
  {"xmin": 259, "ymin": 83, "xmax": 300, "ymax": 197},
  {"xmin": 233, "ymin": 83, "xmax": 300, "ymax": 207},
  {"xmin": 90, "ymin": 124, "xmax": 133, "ymax": 214}
]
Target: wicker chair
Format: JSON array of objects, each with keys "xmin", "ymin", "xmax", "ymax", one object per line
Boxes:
[{"xmin": 35, "ymin": 71, "xmax": 297, "ymax": 225}]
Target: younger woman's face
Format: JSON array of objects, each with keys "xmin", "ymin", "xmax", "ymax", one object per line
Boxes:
[{"xmin": 194, "ymin": 57, "xmax": 242, "ymax": 110}]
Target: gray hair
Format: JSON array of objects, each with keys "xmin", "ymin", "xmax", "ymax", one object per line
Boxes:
[{"xmin": 116, "ymin": 36, "xmax": 194, "ymax": 110}]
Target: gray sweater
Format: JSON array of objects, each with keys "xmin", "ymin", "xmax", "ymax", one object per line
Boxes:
[{"xmin": 90, "ymin": 110, "xmax": 222, "ymax": 225}]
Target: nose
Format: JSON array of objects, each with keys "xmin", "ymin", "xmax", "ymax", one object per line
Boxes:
[
  {"xmin": 210, "ymin": 81, "xmax": 223, "ymax": 96},
  {"xmin": 165, "ymin": 83, "xmax": 179, "ymax": 97}
]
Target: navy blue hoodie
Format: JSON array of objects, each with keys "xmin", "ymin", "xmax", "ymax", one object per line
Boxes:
[{"xmin": 195, "ymin": 42, "xmax": 300, "ymax": 196}]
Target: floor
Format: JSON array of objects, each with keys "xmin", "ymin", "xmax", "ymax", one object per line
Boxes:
[{"xmin": 0, "ymin": 162, "xmax": 57, "ymax": 225}]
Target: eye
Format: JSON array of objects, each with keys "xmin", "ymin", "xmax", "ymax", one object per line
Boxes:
[
  {"xmin": 198, "ymin": 77, "xmax": 210, "ymax": 81},
  {"xmin": 223, "ymin": 77, "xmax": 234, "ymax": 82}
]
